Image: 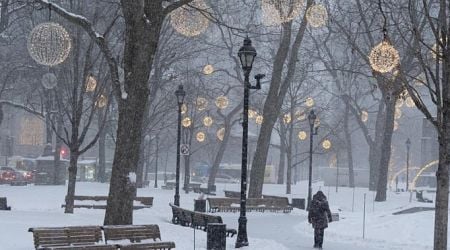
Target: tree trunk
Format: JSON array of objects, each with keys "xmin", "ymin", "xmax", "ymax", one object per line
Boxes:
[
  {"xmin": 208, "ymin": 121, "xmax": 232, "ymax": 190},
  {"xmin": 286, "ymin": 116, "xmax": 294, "ymax": 194},
  {"xmin": 249, "ymin": 3, "xmax": 311, "ymax": 198},
  {"xmin": 136, "ymin": 135, "xmax": 147, "ymax": 188},
  {"xmin": 64, "ymin": 151, "xmax": 79, "ymax": 214},
  {"xmin": 344, "ymin": 101, "xmax": 355, "ymax": 187},
  {"xmin": 53, "ymin": 119, "xmax": 63, "ymax": 185},
  {"xmin": 104, "ymin": 1, "xmax": 164, "ymax": 225},
  {"xmin": 369, "ymin": 101, "xmax": 385, "ymax": 190},
  {"xmin": 98, "ymin": 112, "xmax": 106, "ymax": 183},
  {"xmin": 375, "ymin": 96, "xmax": 396, "ymax": 201},
  {"xmin": 277, "ymin": 125, "xmax": 286, "ymax": 184}
]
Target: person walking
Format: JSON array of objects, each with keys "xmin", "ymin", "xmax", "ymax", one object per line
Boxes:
[{"xmin": 308, "ymin": 191, "xmax": 332, "ymax": 249}]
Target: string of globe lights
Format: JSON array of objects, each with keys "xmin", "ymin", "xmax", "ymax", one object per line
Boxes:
[{"xmin": 170, "ymin": 0, "xmax": 210, "ymax": 37}]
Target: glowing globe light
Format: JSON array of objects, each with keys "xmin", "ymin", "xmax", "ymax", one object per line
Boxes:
[
  {"xmin": 216, "ymin": 127, "xmax": 225, "ymax": 141},
  {"xmin": 283, "ymin": 113, "xmax": 292, "ymax": 124},
  {"xmin": 261, "ymin": 0, "xmax": 305, "ymax": 25},
  {"xmin": 96, "ymin": 94, "xmax": 107, "ymax": 108},
  {"xmin": 85, "ymin": 75, "xmax": 97, "ymax": 92},
  {"xmin": 306, "ymin": 4, "xmax": 328, "ymax": 28},
  {"xmin": 361, "ymin": 110, "xmax": 369, "ymax": 122},
  {"xmin": 215, "ymin": 96, "xmax": 229, "ymax": 109},
  {"xmin": 298, "ymin": 131, "xmax": 307, "ymax": 140},
  {"xmin": 196, "ymin": 97, "xmax": 208, "ymax": 111},
  {"xmin": 255, "ymin": 115, "xmax": 264, "ymax": 125},
  {"xmin": 203, "ymin": 64, "xmax": 214, "ymax": 75},
  {"xmin": 405, "ymin": 96, "xmax": 415, "ymax": 108},
  {"xmin": 27, "ymin": 22, "xmax": 71, "ymax": 66},
  {"xmin": 41, "ymin": 73, "xmax": 58, "ymax": 89},
  {"xmin": 203, "ymin": 116, "xmax": 213, "ymax": 127},
  {"xmin": 322, "ymin": 139, "xmax": 332, "ymax": 150},
  {"xmin": 182, "ymin": 117, "xmax": 192, "ymax": 128},
  {"xmin": 305, "ymin": 97, "xmax": 314, "ymax": 107},
  {"xmin": 181, "ymin": 103, "xmax": 188, "ymax": 114},
  {"xmin": 196, "ymin": 131, "xmax": 206, "ymax": 142},
  {"xmin": 369, "ymin": 39, "xmax": 400, "ymax": 73},
  {"xmin": 395, "ymin": 98, "xmax": 404, "ymax": 108},
  {"xmin": 170, "ymin": 0, "xmax": 209, "ymax": 37},
  {"xmin": 249, "ymin": 109, "xmax": 257, "ymax": 119},
  {"xmin": 394, "ymin": 108, "xmax": 402, "ymax": 120}
]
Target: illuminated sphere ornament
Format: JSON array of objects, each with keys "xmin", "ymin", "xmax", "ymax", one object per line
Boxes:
[
  {"xmin": 283, "ymin": 113, "xmax": 291, "ymax": 124},
  {"xmin": 203, "ymin": 116, "xmax": 213, "ymax": 127},
  {"xmin": 405, "ymin": 96, "xmax": 415, "ymax": 108},
  {"xmin": 182, "ymin": 117, "xmax": 192, "ymax": 128},
  {"xmin": 170, "ymin": 0, "xmax": 209, "ymax": 37},
  {"xmin": 203, "ymin": 64, "xmax": 214, "ymax": 75},
  {"xmin": 306, "ymin": 4, "xmax": 328, "ymax": 28},
  {"xmin": 369, "ymin": 40, "xmax": 400, "ymax": 73},
  {"xmin": 27, "ymin": 22, "xmax": 71, "ymax": 66},
  {"xmin": 322, "ymin": 139, "xmax": 332, "ymax": 150},
  {"xmin": 255, "ymin": 115, "xmax": 264, "ymax": 125},
  {"xmin": 41, "ymin": 73, "xmax": 58, "ymax": 89},
  {"xmin": 305, "ymin": 97, "xmax": 314, "ymax": 107},
  {"xmin": 196, "ymin": 97, "xmax": 208, "ymax": 111},
  {"xmin": 216, "ymin": 127, "xmax": 225, "ymax": 141},
  {"xmin": 298, "ymin": 131, "xmax": 307, "ymax": 140},
  {"xmin": 196, "ymin": 131, "xmax": 206, "ymax": 142},
  {"xmin": 215, "ymin": 96, "xmax": 229, "ymax": 109},
  {"xmin": 181, "ymin": 103, "xmax": 188, "ymax": 114},
  {"xmin": 361, "ymin": 110, "xmax": 369, "ymax": 122},
  {"xmin": 85, "ymin": 75, "xmax": 97, "ymax": 92},
  {"xmin": 96, "ymin": 95, "xmax": 107, "ymax": 108},
  {"xmin": 261, "ymin": 0, "xmax": 305, "ymax": 25}
]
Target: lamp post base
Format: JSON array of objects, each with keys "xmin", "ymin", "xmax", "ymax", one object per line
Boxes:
[
  {"xmin": 235, "ymin": 216, "xmax": 249, "ymax": 248},
  {"xmin": 174, "ymin": 194, "xmax": 180, "ymax": 207}
]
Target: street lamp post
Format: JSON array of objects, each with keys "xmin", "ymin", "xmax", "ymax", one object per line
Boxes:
[
  {"xmin": 174, "ymin": 85, "xmax": 185, "ymax": 207},
  {"xmin": 154, "ymin": 135, "xmax": 159, "ymax": 188},
  {"xmin": 307, "ymin": 110, "xmax": 318, "ymax": 210},
  {"xmin": 235, "ymin": 36, "xmax": 264, "ymax": 248},
  {"xmin": 406, "ymin": 138, "xmax": 411, "ymax": 192}
]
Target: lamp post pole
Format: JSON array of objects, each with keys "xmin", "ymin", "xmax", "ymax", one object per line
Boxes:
[
  {"xmin": 174, "ymin": 85, "xmax": 185, "ymax": 207},
  {"xmin": 236, "ymin": 37, "xmax": 264, "ymax": 248},
  {"xmin": 307, "ymin": 110, "xmax": 317, "ymax": 210},
  {"xmin": 406, "ymin": 138, "xmax": 411, "ymax": 192},
  {"xmin": 154, "ymin": 135, "xmax": 159, "ymax": 188}
]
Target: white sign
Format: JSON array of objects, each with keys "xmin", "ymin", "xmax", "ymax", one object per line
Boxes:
[{"xmin": 180, "ymin": 144, "xmax": 190, "ymax": 155}]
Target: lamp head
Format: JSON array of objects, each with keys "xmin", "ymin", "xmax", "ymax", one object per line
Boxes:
[
  {"xmin": 175, "ymin": 84, "xmax": 186, "ymax": 105},
  {"xmin": 238, "ymin": 36, "xmax": 257, "ymax": 73}
]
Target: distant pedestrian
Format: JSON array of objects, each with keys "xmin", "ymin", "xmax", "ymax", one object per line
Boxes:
[{"xmin": 308, "ymin": 191, "xmax": 332, "ymax": 249}]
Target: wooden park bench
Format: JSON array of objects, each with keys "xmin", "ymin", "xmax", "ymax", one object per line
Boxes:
[
  {"xmin": 0, "ymin": 197, "xmax": 11, "ymax": 210},
  {"xmin": 207, "ymin": 197, "xmax": 293, "ymax": 213},
  {"xmin": 29, "ymin": 225, "xmax": 175, "ymax": 250},
  {"xmin": 102, "ymin": 224, "xmax": 175, "ymax": 250},
  {"xmin": 161, "ymin": 182, "xmax": 175, "ymax": 190},
  {"xmin": 192, "ymin": 186, "xmax": 216, "ymax": 195},
  {"xmin": 61, "ymin": 195, "xmax": 153, "ymax": 210},
  {"xmin": 28, "ymin": 225, "xmax": 109, "ymax": 250},
  {"xmin": 169, "ymin": 203, "xmax": 236, "ymax": 237},
  {"xmin": 223, "ymin": 190, "xmax": 240, "ymax": 198}
]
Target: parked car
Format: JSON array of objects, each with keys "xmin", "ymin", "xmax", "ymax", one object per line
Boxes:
[{"xmin": 0, "ymin": 166, "xmax": 33, "ymax": 184}]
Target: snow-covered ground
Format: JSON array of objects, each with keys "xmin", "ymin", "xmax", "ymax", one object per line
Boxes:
[{"xmin": 0, "ymin": 181, "xmax": 439, "ymax": 249}]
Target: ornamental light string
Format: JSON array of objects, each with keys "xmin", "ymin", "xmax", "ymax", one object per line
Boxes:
[
  {"xmin": 322, "ymin": 139, "xmax": 332, "ymax": 150},
  {"xmin": 41, "ymin": 72, "xmax": 58, "ymax": 89},
  {"xmin": 96, "ymin": 95, "xmax": 107, "ymax": 108},
  {"xmin": 203, "ymin": 64, "xmax": 214, "ymax": 75},
  {"xmin": 196, "ymin": 97, "xmax": 208, "ymax": 111},
  {"xmin": 283, "ymin": 113, "xmax": 292, "ymax": 124},
  {"xmin": 215, "ymin": 96, "xmax": 229, "ymax": 109},
  {"xmin": 203, "ymin": 116, "xmax": 213, "ymax": 127},
  {"xmin": 196, "ymin": 131, "xmax": 206, "ymax": 142},
  {"xmin": 298, "ymin": 131, "xmax": 307, "ymax": 140},
  {"xmin": 182, "ymin": 117, "xmax": 192, "ymax": 127},
  {"xmin": 261, "ymin": 0, "xmax": 305, "ymax": 25},
  {"xmin": 255, "ymin": 115, "xmax": 264, "ymax": 125},
  {"xmin": 170, "ymin": 0, "xmax": 209, "ymax": 37},
  {"xmin": 305, "ymin": 97, "xmax": 314, "ymax": 107},
  {"xmin": 361, "ymin": 110, "xmax": 369, "ymax": 122},
  {"xmin": 216, "ymin": 127, "xmax": 225, "ymax": 141},
  {"xmin": 28, "ymin": 22, "xmax": 71, "ymax": 67},
  {"xmin": 306, "ymin": 4, "xmax": 328, "ymax": 28},
  {"xmin": 85, "ymin": 75, "xmax": 97, "ymax": 92}
]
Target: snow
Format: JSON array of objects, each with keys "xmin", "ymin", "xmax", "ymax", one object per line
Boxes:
[
  {"xmin": 128, "ymin": 172, "xmax": 137, "ymax": 183},
  {"xmin": 0, "ymin": 181, "xmax": 441, "ymax": 249}
]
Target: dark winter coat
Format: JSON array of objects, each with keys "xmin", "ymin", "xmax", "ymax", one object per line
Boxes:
[{"xmin": 308, "ymin": 192, "xmax": 332, "ymax": 229}]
